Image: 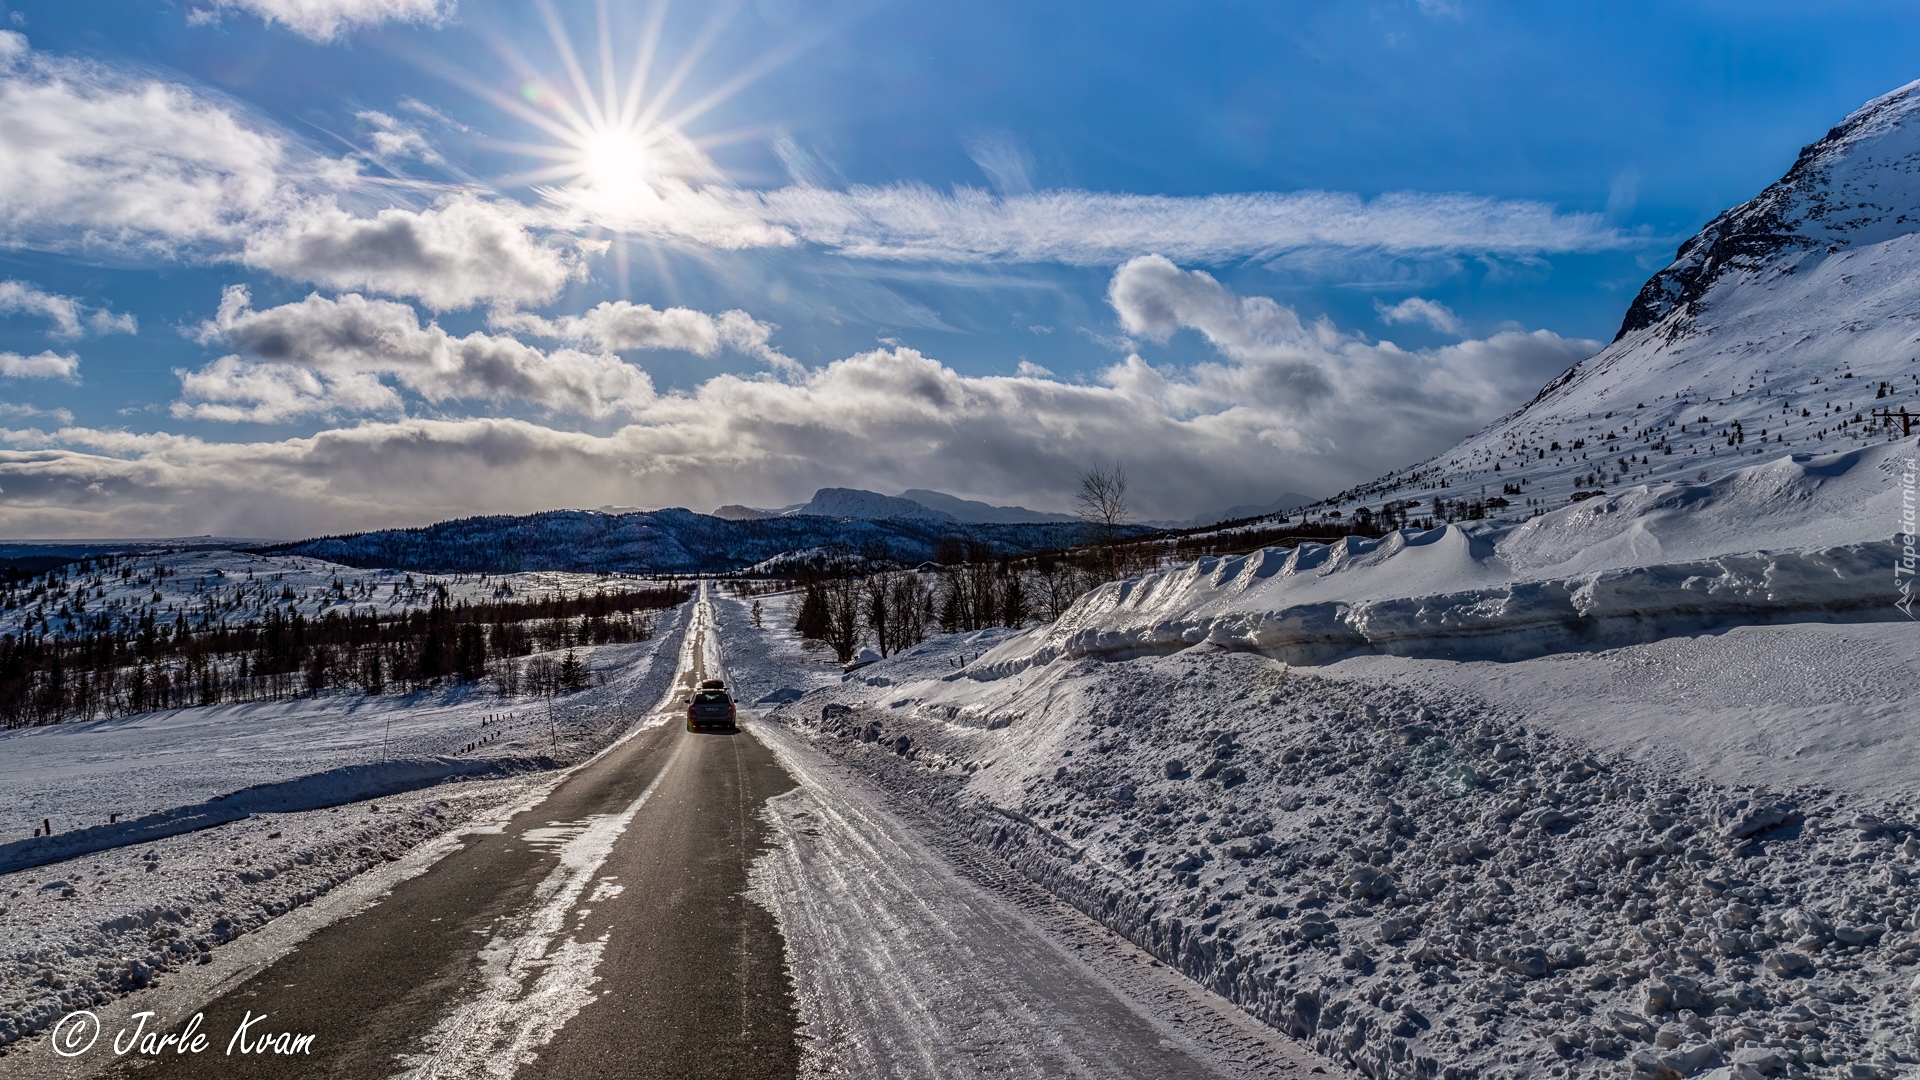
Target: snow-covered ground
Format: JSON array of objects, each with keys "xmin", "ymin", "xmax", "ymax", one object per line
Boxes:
[
  {"xmin": 713, "ymin": 594, "xmax": 1326, "ymax": 1079},
  {"xmin": 0, "ymin": 601, "xmax": 692, "ymax": 1052},
  {"xmin": 720, "ymin": 569, "xmax": 1917, "ymax": 1080}
]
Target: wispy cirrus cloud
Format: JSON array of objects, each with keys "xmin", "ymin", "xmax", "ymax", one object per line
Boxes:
[
  {"xmin": 552, "ymin": 182, "xmax": 1635, "ymax": 267},
  {"xmin": 189, "ymin": 0, "xmax": 453, "ymax": 42}
]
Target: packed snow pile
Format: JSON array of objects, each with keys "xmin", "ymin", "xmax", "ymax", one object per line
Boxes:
[
  {"xmin": 723, "ymin": 593, "xmax": 1920, "ymax": 1080},
  {"xmin": 980, "ymin": 439, "xmax": 1909, "ymax": 671}
]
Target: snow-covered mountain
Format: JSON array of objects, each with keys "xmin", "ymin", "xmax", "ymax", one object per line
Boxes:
[
  {"xmin": 712, "ymin": 487, "xmax": 1077, "ymax": 525},
  {"xmin": 1301, "ymin": 80, "xmax": 1920, "ymax": 524}
]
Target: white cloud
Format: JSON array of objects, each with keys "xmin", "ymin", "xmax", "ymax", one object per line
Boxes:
[
  {"xmin": 0, "ymin": 37, "xmax": 569, "ymax": 311},
  {"xmin": 0, "ymin": 402, "xmax": 73, "ymax": 425},
  {"xmin": 243, "ymin": 198, "xmax": 580, "ymax": 311},
  {"xmin": 0, "ymin": 280, "xmax": 136, "ymax": 338},
  {"xmin": 1374, "ymin": 295, "xmax": 1464, "ymax": 335},
  {"xmin": 172, "ymin": 355, "xmax": 403, "ymax": 424},
  {"xmin": 0, "ymin": 350, "xmax": 80, "ymax": 380},
  {"xmin": 0, "ymin": 34, "xmax": 307, "ymax": 255},
  {"xmin": 355, "ymin": 109, "xmax": 441, "ymax": 165},
  {"xmin": 194, "ymin": 0, "xmax": 452, "ymax": 42},
  {"xmin": 494, "ymin": 301, "xmax": 796, "ymax": 372},
  {"xmin": 8, "ymin": 266, "xmax": 1599, "ymax": 538},
  {"xmin": 184, "ymin": 287, "xmax": 653, "ymax": 419},
  {"xmin": 552, "ymin": 181, "xmax": 1632, "ymax": 267},
  {"xmin": 1105, "ymin": 256, "xmax": 1590, "ymax": 431}
]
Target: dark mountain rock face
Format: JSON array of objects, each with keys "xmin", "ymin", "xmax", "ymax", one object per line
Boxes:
[{"xmin": 1618, "ymin": 80, "xmax": 1920, "ymax": 340}]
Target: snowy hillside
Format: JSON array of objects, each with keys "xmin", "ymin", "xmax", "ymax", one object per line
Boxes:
[
  {"xmin": 746, "ymin": 601, "xmax": 1920, "ymax": 1080},
  {"xmin": 1292, "ymin": 81, "xmax": 1920, "ymax": 525}
]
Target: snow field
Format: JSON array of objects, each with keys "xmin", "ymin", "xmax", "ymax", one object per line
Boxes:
[
  {"xmin": 0, "ymin": 601, "xmax": 693, "ymax": 1054},
  {"xmin": 0, "ymin": 602, "xmax": 685, "ymax": 844},
  {"xmin": 721, "ymin": 595, "xmax": 1920, "ymax": 1080}
]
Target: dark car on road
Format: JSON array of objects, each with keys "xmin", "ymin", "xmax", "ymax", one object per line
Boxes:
[{"xmin": 687, "ymin": 679, "xmax": 737, "ymax": 732}]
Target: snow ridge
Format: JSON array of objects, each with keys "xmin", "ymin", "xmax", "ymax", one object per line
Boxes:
[{"xmin": 983, "ymin": 439, "xmax": 1909, "ymax": 673}]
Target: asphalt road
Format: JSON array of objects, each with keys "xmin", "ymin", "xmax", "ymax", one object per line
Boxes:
[
  {"xmin": 104, "ymin": 602, "xmax": 801, "ymax": 1080},
  {"xmin": 79, "ymin": 596, "xmax": 1320, "ymax": 1079}
]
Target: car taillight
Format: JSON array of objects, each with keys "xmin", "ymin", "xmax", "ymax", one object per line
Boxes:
[{"xmin": 728, "ymin": 704, "xmax": 736, "ymax": 714}]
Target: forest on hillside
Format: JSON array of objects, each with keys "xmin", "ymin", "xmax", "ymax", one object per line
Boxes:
[{"xmin": 0, "ymin": 554, "xmax": 688, "ymax": 727}]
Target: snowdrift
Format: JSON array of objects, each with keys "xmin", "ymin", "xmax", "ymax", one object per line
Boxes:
[{"xmin": 981, "ymin": 440, "xmax": 1911, "ymax": 672}]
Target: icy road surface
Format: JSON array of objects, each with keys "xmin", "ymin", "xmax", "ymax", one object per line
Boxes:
[{"xmin": 752, "ymin": 720, "xmax": 1323, "ymax": 1079}]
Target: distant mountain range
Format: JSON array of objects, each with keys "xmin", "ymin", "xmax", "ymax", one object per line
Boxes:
[
  {"xmin": 267, "ymin": 507, "xmax": 1122, "ymax": 575},
  {"xmin": 712, "ymin": 487, "xmax": 1079, "ymax": 525},
  {"xmin": 713, "ymin": 486, "xmax": 1314, "ymax": 529}
]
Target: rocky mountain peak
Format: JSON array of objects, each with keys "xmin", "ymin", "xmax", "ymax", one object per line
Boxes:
[{"xmin": 1619, "ymin": 79, "xmax": 1920, "ymax": 340}]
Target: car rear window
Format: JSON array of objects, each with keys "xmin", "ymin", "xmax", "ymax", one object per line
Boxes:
[{"xmin": 694, "ymin": 691, "xmax": 730, "ymax": 704}]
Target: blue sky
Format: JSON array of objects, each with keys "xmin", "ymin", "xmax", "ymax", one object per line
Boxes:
[{"xmin": 0, "ymin": 0, "xmax": 1916, "ymax": 537}]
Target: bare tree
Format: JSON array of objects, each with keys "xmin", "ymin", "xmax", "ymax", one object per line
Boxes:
[{"xmin": 1074, "ymin": 462, "xmax": 1131, "ymax": 579}]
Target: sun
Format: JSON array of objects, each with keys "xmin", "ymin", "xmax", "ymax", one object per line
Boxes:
[
  {"xmin": 472, "ymin": 1, "xmax": 747, "ymax": 213},
  {"xmin": 581, "ymin": 128, "xmax": 655, "ymax": 192}
]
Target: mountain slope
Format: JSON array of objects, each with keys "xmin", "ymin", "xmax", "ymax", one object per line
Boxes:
[
  {"xmin": 713, "ymin": 487, "xmax": 1076, "ymax": 525},
  {"xmin": 1305, "ymin": 81, "xmax": 1920, "ymax": 524},
  {"xmin": 897, "ymin": 489, "xmax": 1079, "ymax": 524}
]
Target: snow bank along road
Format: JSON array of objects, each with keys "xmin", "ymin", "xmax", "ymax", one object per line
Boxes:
[{"xmin": 20, "ymin": 590, "xmax": 1314, "ymax": 1079}]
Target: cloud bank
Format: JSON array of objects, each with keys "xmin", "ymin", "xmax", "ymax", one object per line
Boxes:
[
  {"xmin": 176, "ymin": 286, "xmax": 653, "ymax": 422},
  {"xmin": 6, "ymin": 262, "xmax": 1598, "ymax": 538}
]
